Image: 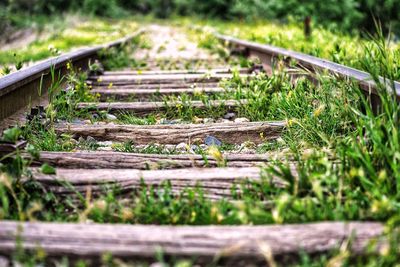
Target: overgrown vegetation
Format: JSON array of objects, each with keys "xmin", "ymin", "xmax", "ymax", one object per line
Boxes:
[
  {"xmin": 2, "ymin": 26, "xmax": 399, "ymax": 224},
  {"xmin": 1, "ymin": 17, "xmax": 400, "ymax": 266},
  {"xmin": 188, "ymin": 20, "xmax": 400, "ymax": 81},
  {"xmin": 0, "ymin": 17, "xmax": 138, "ymax": 74},
  {"xmin": 2, "ymin": 0, "xmax": 399, "ymax": 35}
]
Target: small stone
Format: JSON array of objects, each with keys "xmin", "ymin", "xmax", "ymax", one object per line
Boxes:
[
  {"xmin": 276, "ymin": 137, "xmax": 285, "ymax": 144},
  {"xmin": 83, "ymin": 120, "xmax": 91, "ymax": 124},
  {"xmin": 164, "ymin": 144, "xmax": 175, "ymax": 150},
  {"xmin": 176, "ymin": 142, "xmax": 188, "ymax": 151},
  {"xmin": 242, "ymin": 141, "xmax": 256, "ymax": 149},
  {"xmin": 91, "ymin": 113, "xmax": 100, "ymax": 120},
  {"xmin": 163, "ymin": 147, "xmax": 172, "ymax": 153},
  {"xmin": 159, "ymin": 118, "xmax": 174, "ymax": 125},
  {"xmin": 234, "ymin": 117, "xmax": 249, "ymax": 123},
  {"xmin": 78, "ymin": 137, "xmax": 85, "ymax": 143},
  {"xmin": 223, "ymin": 112, "xmax": 236, "ymax": 120},
  {"xmin": 193, "ymin": 117, "xmax": 203, "ymax": 123},
  {"xmin": 86, "ymin": 136, "xmax": 96, "ymax": 143},
  {"xmin": 204, "ymin": 135, "xmax": 222, "ymax": 146},
  {"xmin": 0, "ymin": 256, "xmax": 9, "ymax": 267},
  {"xmin": 106, "ymin": 114, "xmax": 117, "ymax": 120},
  {"xmin": 97, "ymin": 141, "xmax": 113, "ymax": 146},
  {"xmin": 203, "ymin": 118, "xmax": 214, "ymax": 123},
  {"xmin": 240, "ymin": 147, "xmax": 256, "ymax": 154},
  {"xmin": 97, "ymin": 146, "xmax": 113, "ymax": 151},
  {"xmin": 216, "ymin": 118, "xmax": 231, "ymax": 123},
  {"xmin": 171, "ymin": 119, "xmax": 182, "ymax": 124},
  {"xmin": 72, "ymin": 119, "xmax": 85, "ymax": 125},
  {"xmin": 189, "ymin": 145, "xmax": 199, "ymax": 154},
  {"xmin": 199, "ymin": 144, "xmax": 208, "ymax": 150},
  {"xmin": 70, "ymin": 138, "xmax": 79, "ymax": 145}
]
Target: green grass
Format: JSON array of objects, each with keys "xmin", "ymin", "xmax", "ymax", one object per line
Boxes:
[
  {"xmin": 185, "ymin": 18, "xmax": 400, "ymax": 80},
  {"xmin": 0, "ymin": 15, "xmax": 138, "ymax": 75},
  {"xmin": 1, "ymin": 19, "xmax": 400, "ymax": 266}
]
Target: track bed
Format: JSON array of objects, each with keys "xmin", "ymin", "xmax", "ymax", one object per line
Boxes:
[{"xmin": 0, "ymin": 25, "xmax": 390, "ymax": 266}]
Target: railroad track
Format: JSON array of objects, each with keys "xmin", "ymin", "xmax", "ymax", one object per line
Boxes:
[{"xmin": 0, "ymin": 26, "xmax": 392, "ymax": 265}]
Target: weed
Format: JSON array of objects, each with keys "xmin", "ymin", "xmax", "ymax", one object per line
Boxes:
[
  {"xmin": 0, "ymin": 16, "xmax": 138, "ymax": 68},
  {"xmin": 99, "ymin": 34, "xmax": 144, "ymax": 70},
  {"xmin": 190, "ymin": 20, "xmax": 400, "ymax": 80},
  {"xmin": 2, "ymin": 19, "xmax": 400, "ymax": 266},
  {"xmin": 117, "ymin": 113, "xmax": 157, "ymax": 125}
]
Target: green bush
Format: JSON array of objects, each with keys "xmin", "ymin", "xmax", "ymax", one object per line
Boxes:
[
  {"xmin": 2, "ymin": 0, "xmax": 399, "ymax": 35},
  {"xmin": 82, "ymin": 0, "xmax": 125, "ymax": 17},
  {"xmin": 0, "ymin": 6, "xmax": 10, "ymax": 34},
  {"xmin": 358, "ymin": 0, "xmax": 400, "ymax": 34},
  {"xmin": 7, "ymin": 0, "xmax": 71, "ymax": 14}
]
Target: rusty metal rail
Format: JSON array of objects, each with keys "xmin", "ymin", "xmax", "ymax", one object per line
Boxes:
[
  {"xmin": 0, "ymin": 30, "xmax": 144, "ymax": 120},
  {"xmin": 216, "ymin": 33, "xmax": 400, "ymax": 104},
  {"xmin": 0, "ymin": 28, "xmax": 387, "ymax": 265},
  {"xmin": 1, "ymin": 30, "xmax": 398, "ymax": 121}
]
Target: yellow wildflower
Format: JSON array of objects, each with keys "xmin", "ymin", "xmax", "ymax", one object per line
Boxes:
[
  {"xmin": 92, "ymin": 200, "xmax": 107, "ymax": 212},
  {"xmin": 121, "ymin": 208, "xmax": 134, "ymax": 221},
  {"xmin": 207, "ymin": 146, "xmax": 225, "ymax": 166},
  {"xmin": 313, "ymin": 104, "xmax": 325, "ymax": 117},
  {"xmin": 379, "ymin": 244, "xmax": 390, "ymax": 257},
  {"xmin": 378, "ymin": 169, "xmax": 387, "ymax": 182},
  {"xmin": 287, "ymin": 118, "xmax": 297, "ymax": 127}
]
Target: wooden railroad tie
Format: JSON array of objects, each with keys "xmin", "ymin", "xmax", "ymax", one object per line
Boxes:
[
  {"xmin": 55, "ymin": 121, "xmax": 286, "ymax": 144},
  {"xmin": 29, "ymin": 167, "xmax": 288, "ymax": 199},
  {"xmin": 0, "ymin": 26, "xmax": 391, "ymax": 265},
  {"xmin": 0, "ymin": 221, "xmax": 384, "ymax": 263}
]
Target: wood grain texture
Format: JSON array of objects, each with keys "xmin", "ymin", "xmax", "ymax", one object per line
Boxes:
[
  {"xmin": 101, "ymin": 68, "xmax": 251, "ymax": 76},
  {"xmin": 30, "ymin": 167, "xmax": 287, "ymax": 198},
  {"xmin": 55, "ymin": 121, "xmax": 285, "ymax": 144},
  {"xmin": 91, "ymin": 82, "xmax": 220, "ymax": 90},
  {"xmin": 88, "ymin": 73, "xmax": 244, "ymax": 85},
  {"xmin": 34, "ymin": 151, "xmax": 281, "ymax": 169},
  {"xmin": 0, "ymin": 221, "xmax": 384, "ymax": 263},
  {"xmin": 77, "ymin": 99, "xmax": 247, "ymax": 114},
  {"xmin": 92, "ymin": 87, "xmax": 225, "ymax": 101}
]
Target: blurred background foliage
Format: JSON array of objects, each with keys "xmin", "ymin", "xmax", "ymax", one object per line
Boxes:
[{"xmin": 1, "ymin": 0, "xmax": 399, "ymax": 35}]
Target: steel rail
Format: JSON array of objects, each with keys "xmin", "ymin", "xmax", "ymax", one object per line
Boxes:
[
  {"xmin": 215, "ymin": 33, "xmax": 400, "ymax": 103},
  {"xmin": 0, "ymin": 30, "xmax": 144, "ymax": 120}
]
